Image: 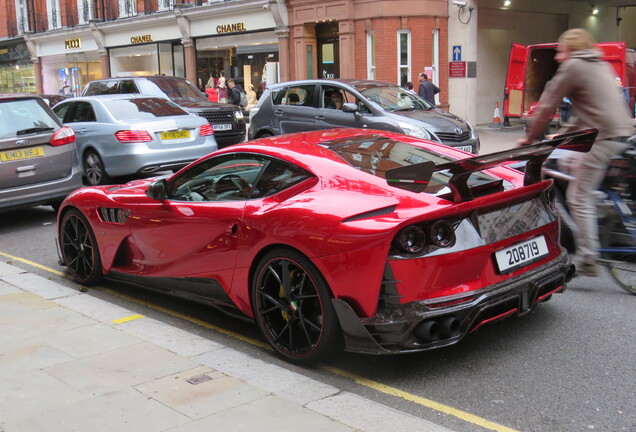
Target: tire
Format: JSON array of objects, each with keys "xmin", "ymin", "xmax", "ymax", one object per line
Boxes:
[
  {"xmin": 257, "ymin": 132, "xmax": 273, "ymax": 139},
  {"xmin": 251, "ymin": 248, "xmax": 343, "ymax": 364},
  {"xmin": 83, "ymin": 150, "xmax": 111, "ymax": 186},
  {"xmin": 600, "ymin": 217, "xmax": 636, "ymax": 295},
  {"xmin": 59, "ymin": 209, "xmax": 103, "ymax": 286}
]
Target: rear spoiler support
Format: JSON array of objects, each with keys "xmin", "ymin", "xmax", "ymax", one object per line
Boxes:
[{"xmin": 386, "ymin": 128, "xmax": 598, "ymax": 203}]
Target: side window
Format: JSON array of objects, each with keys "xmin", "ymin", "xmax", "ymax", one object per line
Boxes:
[
  {"xmin": 252, "ymin": 159, "xmax": 312, "ymax": 199},
  {"xmin": 281, "ymin": 85, "xmax": 315, "ymax": 107},
  {"xmin": 69, "ymin": 102, "xmax": 96, "ymax": 123},
  {"xmin": 169, "ymin": 154, "xmax": 267, "ymax": 202},
  {"xmin": 52, "ymin": 103, "xmax": 72, "ymax": 123},
  {"xmin": 85, "ymin": 81, "xmax": 118, "ymax": 95},
  {"xmin": 118, "ymin": 80, "xmax": 139, "ymax": 94}
]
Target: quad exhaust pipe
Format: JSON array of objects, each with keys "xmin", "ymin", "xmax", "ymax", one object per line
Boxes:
[{"xmin": 414, "ymin": 316, "xmax": 461, "ymax": 341}]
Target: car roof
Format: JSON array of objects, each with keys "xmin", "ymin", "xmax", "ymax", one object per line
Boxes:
[
  {"xmin": 59, "ymin": 94, "xmax": 168, "ymax": 102},
  {"xmin": 89, "ymin": 76, "xmax": 187, "ymax": 82},
  {"xmin": 266, "ymin": 79, "xmax": 399, "ymax": 89},
  {"xmin": 0, "ymin": 93, "xmax": 45, "ymax": 101}
]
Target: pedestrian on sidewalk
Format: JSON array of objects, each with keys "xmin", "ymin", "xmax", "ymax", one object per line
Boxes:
[
  {"xmin": 518, "ymin": 28, "xmax": 633, "ymax": 277},
  {"xmin": 417, "ymin": 73, "xmax": 439, "ymax": 105}
]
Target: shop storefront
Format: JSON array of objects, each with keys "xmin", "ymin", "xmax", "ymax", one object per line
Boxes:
[
  {"xmin": 37, "ymin": 33, "xmax": 102, "ymax": 96},
  {"xmin": 0, "ymin": 40, "xmax": 36, "ymax": 94},
  {"xmin": 104, "ymin": 24, "xmax": 185, "ymax": 78},
  {"xmin": 189, "ymin": 9, "xmax": 280, "ymax": 96}
]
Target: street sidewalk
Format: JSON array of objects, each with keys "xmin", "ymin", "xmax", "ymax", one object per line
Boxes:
[{"xmin": 0, "ymin": 261, "xmax": 454, "ymax": 432}]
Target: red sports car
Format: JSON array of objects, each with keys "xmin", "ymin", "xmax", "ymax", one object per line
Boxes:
[{"xmin": 56, "ymin": 128, "xmax": 596, "ymax": 364}]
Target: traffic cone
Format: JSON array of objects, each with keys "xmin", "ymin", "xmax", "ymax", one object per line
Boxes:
[{"xmin": 492, "ymin": 102, "xmax": 502, "ymax": 127}]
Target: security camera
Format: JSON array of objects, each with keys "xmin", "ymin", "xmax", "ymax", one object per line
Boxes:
[{"xmin": 453, "ymin": 0, "xmax": 467, "ymax": 6}]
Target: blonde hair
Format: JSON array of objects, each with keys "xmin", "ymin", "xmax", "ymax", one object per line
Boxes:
[{"xmin": 558, "ymin": 28, "xmax": 596, "ymax": 51}]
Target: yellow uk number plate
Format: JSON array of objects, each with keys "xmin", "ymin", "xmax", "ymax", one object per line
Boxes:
[
  {"xmin": 0, "ymin": 146, "xmax": 45, "ymax": 162},
  {"xmin": 160, "ymin": 130, "xmax": 190, "ymax": 140}
]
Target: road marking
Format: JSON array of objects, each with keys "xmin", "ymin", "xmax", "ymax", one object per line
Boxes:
[
  {"xmin": 2, "ymin": 251, "xmax": 520, "ymax": 432},
  {"xmin": 112, "ymin": 314, "xmax": 145, "ymax": 324}
]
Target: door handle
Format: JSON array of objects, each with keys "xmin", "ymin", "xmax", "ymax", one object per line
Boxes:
[
  {"xmin": 315, "ymin": 116, "xmax": 325, "ymax": 121},
  {"xmin": 274, "ymin": 110, "xmax": 284, "ymax": 116},
  {"xmin": 76, "ymin": 128, "xmax": 88, "ymax": 134}
]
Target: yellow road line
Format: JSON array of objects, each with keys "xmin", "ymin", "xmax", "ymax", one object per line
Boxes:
[
  {"xmin": 112, "ymin": 314, "xmax": 145, "ymax": 324},
  {"xmin": 0, "ymin": 252, "xmax": 66, "ymax": 277},
  {"xmin": 2, "ymin": 251, "xmax": 519, "ymax": 432}
]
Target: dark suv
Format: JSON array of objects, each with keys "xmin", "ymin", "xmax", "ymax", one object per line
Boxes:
[
  {"xmin": 248, "ymin": 79, "xmax": 480, "ymax": 154},
  {"xmin": 0, "ymin": 94, "xmax": 82, "ymax": 212},
  {"xmin": 83, "ymin": 76, "xmax": 245, "ymax": 147}
]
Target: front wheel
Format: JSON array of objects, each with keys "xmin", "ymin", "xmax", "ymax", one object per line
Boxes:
[
  {"xmin": 251, "ymin": 249, "xmax": 343, "ymax": 364},
  {"xmin": 60, "ymin": 209, "xmax": 103, "ymax": 286},
  {"xmin": 600, "ymin": 217, "xmax": 636, "ymax": 294}
]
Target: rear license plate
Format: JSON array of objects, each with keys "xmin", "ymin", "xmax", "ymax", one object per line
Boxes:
[
  {"xmin": 0, "ymin": 146, "xmax": 45, "ymax": 162},
  {"xmin": 494, "ymin": 236, "xmax": 549, "ymax": 273},
  {"xmin": 160, "ymin": 130, "xmax": 190, "ymax": 140},
  {"xmin": 212, "ymin": 124, "xmax": 232, "ymax": 131},
  {"xmin": 456, "ymin": 145, "xmax": 473, "ymax": 153}
]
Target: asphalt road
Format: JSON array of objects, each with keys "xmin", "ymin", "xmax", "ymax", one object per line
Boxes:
[{"xmin": 1, "ymin": 128, "xmax": 634, "ymax": 432}]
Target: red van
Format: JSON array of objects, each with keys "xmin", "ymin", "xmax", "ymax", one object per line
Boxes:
[{"xmin": 503, "ymin": 42, "xmax": 635, "ymax": 123}]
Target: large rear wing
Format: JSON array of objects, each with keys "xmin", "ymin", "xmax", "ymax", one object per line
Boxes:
[{"xmin": 386, "ymin": 128, "xmax": 598, "ymax": 203}]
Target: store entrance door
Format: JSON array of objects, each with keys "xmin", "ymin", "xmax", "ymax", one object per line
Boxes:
[{"xmin": 316, "ymin": 22, "xmax": 339, "ymax": 79}]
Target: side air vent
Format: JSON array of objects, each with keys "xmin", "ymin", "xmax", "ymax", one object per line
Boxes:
[
  {"xmin": 343, "ymin": 205, "xmax": 397, "ymax": 223},
  {"xmin": 99, "ymin": 208, "xmax": 131, "ymax": 224}
]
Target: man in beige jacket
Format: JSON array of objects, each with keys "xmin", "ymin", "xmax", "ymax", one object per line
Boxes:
[{"xmin": 520, "ymin": 28, "xmax": 633, "ymax": 276}]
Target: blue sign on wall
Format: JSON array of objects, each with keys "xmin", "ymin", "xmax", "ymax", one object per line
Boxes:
[{"xmin": 452, "ymin": 46, "xmax": 462, "ymax": 62}]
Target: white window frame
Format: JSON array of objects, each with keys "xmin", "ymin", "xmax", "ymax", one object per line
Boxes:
[
  {"xmin": 14, "ymin": 0, "xmax": 29, "ymax": 33},
  {"xmin": 77, "ymin": 0, "xmax": 93, "ymax": 25},
  {"xmin": 397, "ymin": 29, "xmax": 411, "ymax": 85},
  {"xmin": 366, "ymin": 31, "xmax": 376, "ymax": 80},
  {"xmin": 432, "ymin": 28, "xmax": 440, "ymax": 103},
  {"xmin": 119, "ymin": 0, "xmax": 137, "ymax": 18},
  {"xmin": 46, "ymin": 0, "xmax": 62, "ymax": 29},
  {"xmin": 157, "ymin": 0, "xmax": 174, "ymax": 11}
]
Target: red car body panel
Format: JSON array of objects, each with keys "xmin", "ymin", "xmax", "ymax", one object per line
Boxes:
[{"xmin": 58, "ymin": 127, "xmax": 588, "ymax": 355}]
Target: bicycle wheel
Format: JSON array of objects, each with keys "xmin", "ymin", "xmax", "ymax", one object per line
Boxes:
[{"xmin": 600, "ymin": 217, "xmax": 636, "ymax": 294}]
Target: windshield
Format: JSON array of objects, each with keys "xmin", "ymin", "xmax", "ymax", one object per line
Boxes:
[
  {"xmin": 104, "ymin": 98, "xmax": 187, "ymax": 121},
  {"xmin": 145, "ymin": 78, "xmax": 207, "ymax": 102},
  {"xmin": 320, "ymin": 135, "xmax": 503, "ymax": 195},
  {"xmin": 353, "ymin": 83, "xmax": 434, "ymax": 112}
]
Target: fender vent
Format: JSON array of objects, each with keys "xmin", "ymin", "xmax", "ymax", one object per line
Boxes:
[{"xmin": 99, "ymin": 208, "xmax": 131, "ymax": 224}]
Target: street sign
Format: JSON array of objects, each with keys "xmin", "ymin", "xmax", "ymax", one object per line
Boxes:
[
  {"xmin": 452, "ymin": 45, "xmax": 462, "ymax": 62},
  {"xmin": 449, "ymin": 61, "xmax": 466, "ymax": 78}
]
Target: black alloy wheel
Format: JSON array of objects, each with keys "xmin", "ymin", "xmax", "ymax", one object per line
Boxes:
[
  {"xmin": 83, "ymin": 150, "xmax": 111, "ymax": 186},
  {"xmin": 60, "ymin": 209, "xmax": 103, "ymax": 286},
  {"xmin": 251, "ymin": 249, "xmax": 343, "ymax": 364}
]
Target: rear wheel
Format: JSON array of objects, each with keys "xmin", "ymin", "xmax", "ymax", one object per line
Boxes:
[
  {"xmin": 60, "ymin": 209, "xmax": 103, "ymax": 286},
  {"xmin": 600, "ymin": 217, "xmax": 636, "ymax": 294},
  {"xmin": 83, "ymin": 150, "xmax": 111, "ymax": 186},
  {"xmin": 251, "ymin": 248, "xmax": 343, "ymax": 364}
]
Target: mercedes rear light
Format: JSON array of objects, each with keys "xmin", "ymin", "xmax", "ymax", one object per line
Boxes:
[
  {"xmin": 115, "ymin": 130, "xmax": 153, "ymax": 143},
  {"xmin": 49, "ymin": 126, "xmax": 76, "ymax": 146},
  {"xmin": 199, "ymin": 123, "xmax": 214, "ymax": 136}
]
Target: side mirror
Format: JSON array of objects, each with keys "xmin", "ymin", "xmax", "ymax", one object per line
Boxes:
[
  {"xmin": 146, "ymin": 179, "xmax": 168, "ymax": 200},
  {"xmin": 342, "ymin": 102, "xmax": 358, "ymax": 114}
]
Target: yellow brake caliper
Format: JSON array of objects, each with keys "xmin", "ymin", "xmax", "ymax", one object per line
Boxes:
[{"xmin": 280, "ymin": 270, "xmax": 298, "ymax": 321}]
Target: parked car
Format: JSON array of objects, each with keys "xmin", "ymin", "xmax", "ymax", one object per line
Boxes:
[
  {"xmin": 39, "ymin": 94, "xmax": 69, "ymax": 107},
  {"xmin": 82, "ymin": 76, "xmax": 245, "ymax": 147},
  {"xmin": 52, "ymin": 94, "xmax": 218, "ymax": 185},
  {"xmin": 56, "ymin": 127, "xmax": 596, "ymax": 364},
  {"xmin": 0, "ymin": 94, "xmax": 82, "ymax": 213},
  {"xmin": 248, "ymin": 79, "xmax": 480, "ymax": 154}
]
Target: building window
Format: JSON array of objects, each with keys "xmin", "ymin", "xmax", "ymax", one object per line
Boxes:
[
  {"xmin": 397, "ymin": 29, "xmax": 411, "ymax": 86},
  {"xmin": 119, "ymin": 0, "xmax": 137, "ymax": 17},
  {"xmin": 14, "ymin": 0, "xmax": 29, "ymax": 33},
  {"xmin": 46, "ymin": 0, "xmax": 62, "ymax": 29},
  {"xmin": 157, "ymin": 0, "xmax": 174, "ymax": 11},
  {"xmin": 367, "ymin": 32, "xmax": 376, "ymax": 80},
  {"xmin": 77, "ymin": 0, "xmax": 93, "ymax": 24}
]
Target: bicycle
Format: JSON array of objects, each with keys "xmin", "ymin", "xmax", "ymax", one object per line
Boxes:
[{"xmin": 543, "ymin": 141, "xmax": 636, "ymax": 294}]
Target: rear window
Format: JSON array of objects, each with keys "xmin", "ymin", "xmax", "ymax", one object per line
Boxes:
[
  {"xmin": 0, "ymin": 98, "xmax": 58, "ymax": 139},
  {"xmin": 320, "ymin": 135, "xmax": 500, "ymax": 195},
  {"xmin": 103, "ymin": 98, "xmax": 187, "ymax": 120},
  {"xmin": 145, "ymin": 78, "xmax": 206, "ymax": 101}
]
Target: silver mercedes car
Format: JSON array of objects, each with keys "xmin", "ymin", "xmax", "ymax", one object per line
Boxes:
[{"xmin": 52, "ymin": 94, "xmax": 218, "ymax": 185}]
